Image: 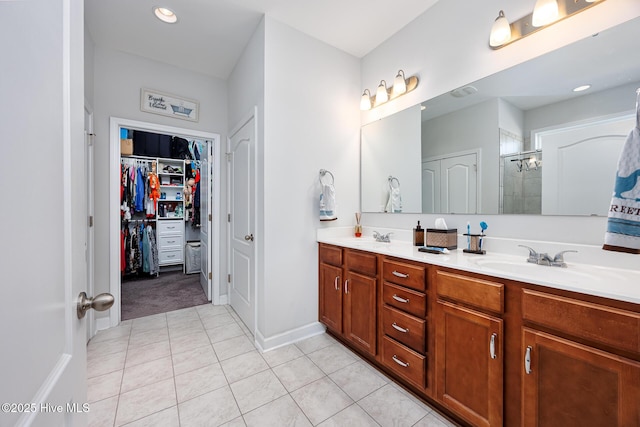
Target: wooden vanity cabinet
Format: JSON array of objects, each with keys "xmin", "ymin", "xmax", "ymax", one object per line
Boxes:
[
  {"xmin": 434, "ymin": 270, "xmax": 504, "ymax": 427},
  {"xmin": 380, "ymin": 257, "xmax": 428, "ymax": 391},
  {"xmin": 521, "ymin": 289, "xmax": 640, "ymax": 427},
  {"xmin": 318, "ymin": 243, "xmax": 377, "ymax": 356}
]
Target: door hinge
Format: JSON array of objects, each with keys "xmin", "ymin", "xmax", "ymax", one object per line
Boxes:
[
  {"xmin": 227, "ymin": 274, "xmax": 231, "ymax": 283},
  {"xmin": 228, "ymin": 213, "xmax": 231, "ymax": 222},
  {"xmin": 209, "ymin": 272, "xmax": 212, "ymax": 280},
  {"xmin": 209, "ymin": 214, "xmax": 212, "ymax": 221},
  {"xmin": 88, "ymin": 216, "xmax": 94, "ymax": 227},
  {"xmin": 226, "ymin": 152, "xmax": 232, "ymax": 161}
]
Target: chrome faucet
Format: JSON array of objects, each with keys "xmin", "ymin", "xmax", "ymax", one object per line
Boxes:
[
  {"xmin": 518, "ymin": 245, "xmax": 577, "ymax": 268},
  {"xmin": 373, "ymin": 231, "xmax": 392, "ymax": 243}
]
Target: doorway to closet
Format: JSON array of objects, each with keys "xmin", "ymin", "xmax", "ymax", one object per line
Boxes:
[{"xmin": 109, "ymin": 117, "xmax": 221, "ymax": 325}]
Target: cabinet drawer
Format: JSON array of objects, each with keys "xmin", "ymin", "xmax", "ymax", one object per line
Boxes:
[
  {"xmin": 319, "ymin": 244, "xmax": 342, "ymax": 267},
  {"xmin": 381, "ymin": 336, "xmax": 426, "ymax": 389},
  {"xmin": 158, "ymin": 248, "xmax": 183, "ymax": 265},
  {"xmin": 157, "ymin": 220, "xmax": 183, "ymax": 235},
  {"xmin": 382, "ymin": 305, "xmax": 426, "ymax": 353},
  {"xmin": 158, "ymin": 234, "xmax": 183, "ymax": 248},
  {"xmin": 383, "ymin": 259, "xmax": 426, "ymax": 292},
  {"xmin": 382, "ymin": 282, "xmax": 426, "ymax": 318},
  {"xmin": 345, "ymin": 249, "xmax": 377, "ymax": 276},
  {"xmin": 523, "ymin": 289, "xmax": 640, "ymax": 353},
  {"xmin": 436, "ymin": 270, "xmax": 504, "ymax": 314}
]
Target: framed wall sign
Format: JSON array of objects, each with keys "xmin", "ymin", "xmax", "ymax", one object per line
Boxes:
[{"xmin": 140, "ymin": 88, "xmax": 199, "ymax": 122}]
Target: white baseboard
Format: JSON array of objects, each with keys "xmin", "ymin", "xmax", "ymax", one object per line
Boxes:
[
  {"xmin": 217, "ymin": 295, "xmax": 229, "ymax": 305},
  {"xmin": 255, "ymin": 321, "xmax": 326, "ymax": 353},
  {"xmin": 96, "ymin": 316, "xmax": 111, "ymax": 332}
]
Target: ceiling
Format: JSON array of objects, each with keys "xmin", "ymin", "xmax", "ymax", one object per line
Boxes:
[{"xmin": 85, "ymin": 0, "xmax": 440, "ymax": 80}]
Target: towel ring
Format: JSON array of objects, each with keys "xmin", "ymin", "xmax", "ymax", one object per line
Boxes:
[
  {"xmin": 319, "ymin": 169, "xmax": 335, "ymax": 186},
  {"xmin": 388, "ymin": 176, "xmax": 400, "ymax": 189}
]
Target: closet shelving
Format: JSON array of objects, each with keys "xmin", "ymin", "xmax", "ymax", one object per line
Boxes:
[{"xmin": 156, "ymin": 158, "xmax": 186, "ymax": 267}]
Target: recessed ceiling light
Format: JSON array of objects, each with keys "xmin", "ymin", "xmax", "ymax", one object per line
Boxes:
[
  {"xmin": 573, "ymin": 84, "xmax": 591, "ymax": 92},
  {"xmin": 154, "ymin": 6, "xmax": 178, "ymax": 24}
]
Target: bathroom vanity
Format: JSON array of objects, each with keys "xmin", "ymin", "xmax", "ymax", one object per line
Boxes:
[{"xmin": 317, "ymin": 231, "xmax": 640, "ymax": 427}]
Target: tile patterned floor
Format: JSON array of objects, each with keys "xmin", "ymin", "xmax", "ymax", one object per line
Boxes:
[{"xmin": 87, "ymin": 304, "xmax": 458, "ymax": 427}]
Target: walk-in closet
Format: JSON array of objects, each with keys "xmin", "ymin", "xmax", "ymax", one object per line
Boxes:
[{"xmin": 119, "ymin": 126, "xmax": 213, "ymax": 320}]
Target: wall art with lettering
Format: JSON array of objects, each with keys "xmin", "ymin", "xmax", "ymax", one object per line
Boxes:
[{"xmin": 140, "ymin": 88, "xmax": 199, "ymax": 122}]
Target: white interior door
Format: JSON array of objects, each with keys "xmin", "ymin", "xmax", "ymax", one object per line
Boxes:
[
  {"xmin": 441, "ymin": 153, "xmax": 478, "ymax": 214},
  {"xmin": 85, "ymin": 105, "xmax": 96, "ymax": 341},
  {"xmin": 540, "ymin": 115, "xmax": 633, "ymax": 215},
  {"xmin": 1, "ymin": 0, "xmax": 89, "ymax": 425},
  {"xmin": 199, "ymin": 141, "xmax": 212, "ymax": 300},
  {"xmin": 422, "ymin": 160, "xmax": 440, "ymax": 213},
  {"xmin": 228, "ymin": 111, "xmax": 257, "ymax": 333}
]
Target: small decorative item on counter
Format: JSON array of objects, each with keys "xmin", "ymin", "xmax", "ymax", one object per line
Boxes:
[
  {"xmin": 354, "ymin": 212, "xmax": 362, "ymax": 237},
  {"xmin": 413, "ymin": 221, "xmax": 424, "ymax": 246},
  {"xmin": 426, "ymin": 217, "xmax": 457, "ymax": 249}
]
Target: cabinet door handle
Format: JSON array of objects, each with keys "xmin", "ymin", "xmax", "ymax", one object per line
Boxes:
[
  {"xmin": 392, "ymin": 294, "xmax": 409, "ymax": 304},
  {"xmin": 344, "ymin": 279, "xmax": 349, "ymax": 294},
  {"xmin": 392, "ymin": 322, "xmax": 409, "ymax": 333},
  {"xmin": 525, "ymin": 346, "xmax": 532, "ymax": 374},
  {"xmin": 392, "ymin": 270, "xmax": 409, "ymax": 278},
  {"xmin": 334, "ymin": 276, "xmax": 340, "ymax": 291},
  {"xmin": 392, "ymin": 355, "xmax": 409, "ymax": 367},
  {"xmin": 490, "ymin": 333, "xmax": 497, "ymax": 359}
]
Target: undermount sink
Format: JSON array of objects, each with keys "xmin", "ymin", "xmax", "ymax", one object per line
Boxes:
[
  {"xmin": 469, "ymin": 257, "xmax": 639, "ymax": 284},
  {"xmin": 469, "ymin": 258, "xmax": 592, "ymax": 280}
]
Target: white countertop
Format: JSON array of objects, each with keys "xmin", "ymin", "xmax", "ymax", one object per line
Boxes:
[{"xmin": 318, "ymin": 227, "xmax": 640, "ymax": 305}]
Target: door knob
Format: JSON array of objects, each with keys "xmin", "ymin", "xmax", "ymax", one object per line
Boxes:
[
  {"xmin": 244, "ymin": 234, "xmax": 254, "ymax": 241},
  {"xmin": 77, "ymin": 292, "xmax": 114, "ymax": 319}
]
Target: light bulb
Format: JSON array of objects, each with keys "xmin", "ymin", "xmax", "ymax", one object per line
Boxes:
[
  {"xmin": 360, "ymin": 90, "xmax": 372, "ymax": 110},
  {"xmin": 392, "ymin": 70, "xmax": 407, "ymax": 97},
  {"xmin": 532, "ymin": 0, "xmax": 558, "ymax": 27},
  {"xmin": 376, "ymin": 80, "xmax": 389, "ymax": 104},
  {"xmin": 154, "ymin": 7, "xmax": 178, "ymax": 24},
  {"xmin": 489, "ymin": 10, "xmax": 511, "ymax": 47}
]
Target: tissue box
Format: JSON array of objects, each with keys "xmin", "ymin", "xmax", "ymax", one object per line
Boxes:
[{"xmin": 426, "ymin": 229, "xmax": 457, "ymax": 249}]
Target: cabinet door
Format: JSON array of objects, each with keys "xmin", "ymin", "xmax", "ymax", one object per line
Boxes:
[
  {"xmin": 344, "ymin": 270, "xmax": 377, "ymax": 356},
  {"xmin": 319, "ymin": 263, "xmax": 343, "ymax": 334},
  {"xmin": 436, "ymin": 301, "xmax": 503, "ymax": 427},
  {"xmin": 522, "ymin": 328, "xmax": 640, "ymax": 427}
]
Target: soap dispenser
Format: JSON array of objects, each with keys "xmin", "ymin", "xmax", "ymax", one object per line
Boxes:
[{"xmin": 413, "ymin": 221, "xmax": 424, "ymax": 246}]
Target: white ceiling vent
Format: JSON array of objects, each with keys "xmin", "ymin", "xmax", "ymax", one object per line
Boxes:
[{"xmin": 450, "ymin": 85, "xmax": 478, "ymax": 98}]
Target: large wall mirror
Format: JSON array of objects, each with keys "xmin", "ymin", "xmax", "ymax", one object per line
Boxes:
[{"xmin": 361, "ymin": 17, "xmax": 640, "ymax": 216}]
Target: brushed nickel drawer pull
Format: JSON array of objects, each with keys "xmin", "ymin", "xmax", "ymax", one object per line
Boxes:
[
  {"xmin": 392, "ymin": 270, "xmax": 409, "ymax": 278},
  {"xmin": 525, "ymin": 346, "xmax": 532, "ymax": 374},
  {"xmin": 334, "ymin": 276, "xmax": 340, "ymax": 291},
  {"xmin": 490, "ymin": 333, "xmax": 497, "ymax": 359},
  {"xmin": 344, "ymin": 279, "xmax": 349, "ymax": 294},
  {"xmin": 392, "ymin": 294, "xmax": 409, "ymax": 304},
  {"xmin": 392, "ymin": 322, "xmax": 409, "ymax": 333},
  {"xmin": 392, "ymin": 355, "xmax": 409, "ymax": 367}
]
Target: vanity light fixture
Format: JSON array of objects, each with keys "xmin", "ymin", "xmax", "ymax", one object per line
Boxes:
[
  {"xmin": 360, "ymin": 89, "xmax": 373, "ymax": 111},
  {"xmin": 489, "ymin": 0, "xmax": 606, "ymax": 49},
  {"xmin": 376, "ymin": 80, "xmax": 390, "ymax": 104},
  {"xmin": 489, "ymin": 11, "xmax": 512, "ymax": 48},
  {"xmin": 532, "ymin": 0, "xmax": 559, "ymax": 27},
  {"xmin": 360, "ymin": 70, "xmax": 419, "ymax": 110},
  {"xmin": 154, "ymin": 6, "xmax": 178, "ymax": 24}
]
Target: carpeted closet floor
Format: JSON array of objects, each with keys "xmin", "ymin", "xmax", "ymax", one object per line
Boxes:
[{"xmin": 121, "ymin": 271, "xmax": 209, "ymax": 320}]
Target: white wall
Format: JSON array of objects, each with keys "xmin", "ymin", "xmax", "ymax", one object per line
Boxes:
[
  {"xmin": 259, "ymin": 17, "xmax": 361, "ymax": 344},
  {"xmin": 360, "ymin": 0, "xmax": 640, "ymax": 248},
  {"xmin": 422, "ymin": 99, "xmax": 500, "ymax": 213},
  {"xmin": 362, "ymin": 104, "xmax": 422, "ymax": 212},
  {"xmin": 91, "ymin": 47, "xmax": 228, "ymax": 315}
]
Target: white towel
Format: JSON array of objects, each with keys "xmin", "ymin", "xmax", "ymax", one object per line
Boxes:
[
  {"xmin": 319, "ymin": 183, "xmax": 337, "ymax": 221},
  {"xmin": 603, "ymin": 90, "xmax": 640, "ymax": 253},
  {"xmin": 385, "ymin": 177, "xmax": 402, "ymax": 213}
]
